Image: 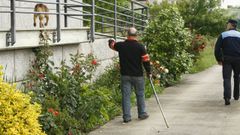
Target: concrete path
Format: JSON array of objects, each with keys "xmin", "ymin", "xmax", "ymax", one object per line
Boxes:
[{"xmin": 89, "ymin": 65, "xmax": 240, "ymax": 135}]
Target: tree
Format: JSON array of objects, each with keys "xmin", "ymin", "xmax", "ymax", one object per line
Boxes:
[{"xmin": 176, "ymin": 0, "xmax": 232, "ymax": 36}]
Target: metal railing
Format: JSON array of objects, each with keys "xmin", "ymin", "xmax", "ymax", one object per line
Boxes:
[{"xmin": 0, "ymin": 0, "xmax": 148, "ymax": 46}]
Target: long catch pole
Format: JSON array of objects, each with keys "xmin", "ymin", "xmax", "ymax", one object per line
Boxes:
[{"xmin": 149, "ymin": 76, "xmax": 169, "ymax": 128}]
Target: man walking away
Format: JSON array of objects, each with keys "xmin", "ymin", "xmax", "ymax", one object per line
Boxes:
[
  {"xmin": 108, "ymin": 27, "xmax": 151, "ymax": 123},
  {"xmin": 214, "ymin": 19, "xmax": 240, "ymax": 105}
]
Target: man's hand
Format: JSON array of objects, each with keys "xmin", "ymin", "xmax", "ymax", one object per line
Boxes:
[
  {"xmin": 108, "ymin": 38, "xmax": 115, "ymax": 46},
  {"xmin": 146, "ymin": 72, "xmax": 152, "ymax": 78}
]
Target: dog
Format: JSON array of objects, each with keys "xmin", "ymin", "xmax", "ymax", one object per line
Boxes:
[{"xmin": 33, "ymin": 4, "xmax": 49, "ymax": 28}]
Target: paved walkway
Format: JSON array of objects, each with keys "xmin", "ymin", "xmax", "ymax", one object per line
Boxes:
[{"xmin": 89, "ymin": 65, "xmax": 240, "ymax": 135}]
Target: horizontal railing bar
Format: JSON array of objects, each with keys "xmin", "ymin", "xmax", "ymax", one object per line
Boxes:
[
  {"xmin": 95, "ymin": 5, "xmax": 115, "ymax": 14},
  {"xmin": 118, "ymin": 15, "xmax": 146, "ymax": 23},
  {"xmin": 97, "ymin": 0, "xmax": 146, "ymax": 15},
  {"xmin": 117, "ymin": 12, "xmax": 147, "ymax": 21},
  {"xmin": 116, "ymin": 19, "xmax": 133, "ymax": 25},
  {"xmin": 68, "ymin": 7, "xmax": 90, "ymax": 14},
  {"xmin": 68, "ymin": 16, "xmax": 91, "ymax": 22},
  {"xmin": 95, "ymin": 20, "xmax": 139, "ymax": 30},
  {"xmin": 15, "ymin": 11, "xmax": 57, "ymax": 15},
  {"xmin": 134, "ymin": 7, "xmax": 146, "ymax": 11},
  {"xmin": 0, "ymin": 5, "xmax": 68, "ymax": 11},
  {"xmin": 65, "ymin": 5, "xmax": 91, "ymax": 8},
  {"xmin": 14, "ymin": 0, "xmax": 89, "ymax": 7},
  {"xmin": 95, "ymin": 32, "xmax": 126, "ymax": 39},
  {"xmin": 63, "ymin": 13, "xmax": 92, "ymax": 16},
  {"xmin": 0, "ymin": 11, "xmax": 12, "ymax": 13},
  {"xmin": 14, "ymin": 0, "xmax": 60, "ymax": 5},
  {"xmin": 116, "ymin": 5, "xmax": 132, "ymax": 12},
  {"xmin": 69, "ymin": 0, "xmax": 90, "ymax": 5},
  {"xmin": 95, "ymin": 14, "xmax": 115, "ymax": 21},
  {"xmin": 95, "ymin": 21, "xmax": 115, "ymax": 27},
  {"xmin": 118, "ymin": 9, "xmax": 147, "ymax": 17},
  {"xmin": 97, "ymin": 0, "xmax": 114, "ymax": 6},
  {"xmin": 13, "ymin": 11, "xmax": 93, "ymax": 17},
  {"xmin": 133, "ymin": 11, "xmax": 147, "ymax": 17},
  {"xmin": 131, "ymin": 0, "xmax": 147, "ymax": 8},
  {"xmin": 132, "ymin": 23, "xmax": 145, "ymax": 28},
  {"xmin": 117, "ymin": 12, "xmax": 132, "ymax": 18},
  {"xmin": 0, "ymin": 6, "xmax": 10, "ymax": 8}
]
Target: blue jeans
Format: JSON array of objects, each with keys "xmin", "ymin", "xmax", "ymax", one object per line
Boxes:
[{"xmin": 121, "ymin": 76, "xmax": 147, "ymax": 121}]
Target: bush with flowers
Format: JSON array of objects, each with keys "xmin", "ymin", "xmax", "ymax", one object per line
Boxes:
[
  {"xmin": 0, "ymin": 65, "xmax": 45, "ymax": 135},
  {"xmin": 190, "ymin": 34, "xmax": 208, "ymax": 59},
  {"xmin": 150, "ymin": 60, "xmax": 169, "ymax": 87},
  {"xmin": 24, "ymin": 44, "xmax": 119, "ymax": 134},
  {"xmin": 142, "ymin": 5, "xmax": 193, "ymax": 84}
]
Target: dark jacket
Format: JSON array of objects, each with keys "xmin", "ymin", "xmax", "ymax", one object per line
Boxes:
[
  {"xmin": 110, "ymin": 39, "xmax": 151, "ymax": 76},
  {"xmin": 214, "ymin": 29, "xmax": 240, "ymax": 62}
]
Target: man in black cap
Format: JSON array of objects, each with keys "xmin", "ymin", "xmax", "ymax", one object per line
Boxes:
[{"xmin": 215, "ymin": 19, "xmax": 240, "ymax": 105}]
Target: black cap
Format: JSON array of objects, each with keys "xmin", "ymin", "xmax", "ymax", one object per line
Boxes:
[{"xmin": 227, "ymin": 19, "xmax": 238, "ymax": 25}]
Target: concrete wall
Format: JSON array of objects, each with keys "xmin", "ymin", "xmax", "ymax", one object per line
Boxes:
[{"xmin": 0, "ymin": 32, "xmax": 118, "ymax": 82}]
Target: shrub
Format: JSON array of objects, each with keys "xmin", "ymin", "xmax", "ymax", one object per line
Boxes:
[
  {"xmin": 0, "ymin": 65, "xmax": 45, "ymax": 135},
  {"xmin": 24, "ymin": 45, "xmax": 119, "ymax": 134},
  {"xmin": 190, "ymin": 34, "xmax": 208, "ymax": 60},
  {"xmin": 142, "ymin": 5, "xmax": 193, "ymax": 85},
  {"xmin": 93, "ymin": 59, "xmax": 122, "ymax": 105}
]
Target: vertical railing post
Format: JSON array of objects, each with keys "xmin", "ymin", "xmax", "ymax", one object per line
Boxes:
[
  {"xmin": 114, "ymin": 0, "xmax": 117, "ymax": 40},
  {"xmin": 64, "ymin": 0, "xmax": 68, "ymax": 27},
  {"xmin": 101, "ymin": 17, "xmax": 104, "ymax": 33},
  {"xmin": 10, "ymin": 0, "xmax": 16, "ymax": 46},
  {"xmin": 91, "ymin": 0, "xmax": 95, "ymax": 42},
  {"xmin": 131, "ymin": 1, "xmax": 134, "ymax": 27},
  {"xmin": 141, "ymin": 8, "xmax": 144, "ymax": 31},
  {"xmin": 56, "ymin": 0, "xmax": 61, "ymax": 42},
  {"xmin": 146, "ymin": 7, "xmax": 149, "ymax": 21}
]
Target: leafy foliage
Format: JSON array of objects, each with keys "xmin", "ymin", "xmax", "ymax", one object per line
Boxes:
[
  {"xmin": 0, "ymin": 65, "xmax": 45, "ymax": 135},
  {"xmin": 190, "ymin": 37, "xmax": 217, "ymax": 73},
  {"xmin": 24, "ymin": 43, "xmax": 120, "ymax": 134},
  {"xmin": 176, "ymin": 0, "xmax": 232, "ymax": 36},
  {"xmin": 189, "ymin": 34, "xmax": 208, "ymax": 60},
  {"xmin": 142, "ymin": 5, "xmax": 193, "ymax": 85},
  {"xmin": 82, "ymin": 0, "xmax": 130, "ymax": 33}
]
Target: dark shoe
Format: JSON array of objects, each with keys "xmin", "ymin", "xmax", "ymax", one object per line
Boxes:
[
  {"xmin": 234, "ymin": 97, "xmax": 239, "ymax": 100},
  {"xmin": 138, "ymin": 113, "xmax": 149, "ymax": 120},
  {"xmin": 224, "ymin": 98, "xmax": 230, "ymax": 105},
  {"xmin": 123, "ymin": 119, "xmax": 131, "ymax": 123}
]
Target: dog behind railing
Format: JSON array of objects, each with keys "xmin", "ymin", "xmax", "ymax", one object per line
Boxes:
[{"xmin": 33, "ymin": 4, "xmax": 49, "ymax": 28}]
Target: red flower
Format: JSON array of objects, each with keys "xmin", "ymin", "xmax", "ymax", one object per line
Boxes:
[
  {"xmin": 68, "ymin": 131, "xmax": 72, "ymax": 135},
  {"xmin": 53, "ymin": 111, "xmax": 59, "ymax": 116},
  {"xmin": 48, "ymin": 108, "xmax": 54, "ymax": 113},
  {"xmin": 91, "ymin": 59, "xmax": 97, "ymax": 65}
]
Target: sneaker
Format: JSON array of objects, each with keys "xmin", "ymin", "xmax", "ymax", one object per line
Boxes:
[
  {"xmin": 224, "ymin": 98, "xmax": 230, "ymax": 105},
  {"xmin": 138, "ymin": 113, "xmax": 149, "ymax": 120}
]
